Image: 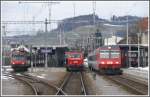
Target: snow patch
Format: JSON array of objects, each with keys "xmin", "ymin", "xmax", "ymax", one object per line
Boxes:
[
  {"xmin": 2, "ymin": 75, "xmax": 14, "ymax": 80},
  {"xmin": 41, "ymin": 74, "xmax": 46, "ymax": 76},
  {"xmin": 123, "ymin": 66, "xmax": 149, "ymax": 80},
  {"xmin": 37, "ymin": 76, "xmax": 45, "ymax": 79},
  {"xmin": 15, "ymin": 73, "xmax": 22, "ymax": 76},
  {"xmin": 129, "ymin": 66, "xmax": 149, "ymax": 72},
  {"xmin": 138, "ymin": 67, "xmax": 149, "ymax": 71},
  {"xmin": 104, "ymin": 23, "xmax": 123, "ymax": 27},
  {"xmin": 2, "ymin": 66, "xmax": 11, "ymax": 68}
]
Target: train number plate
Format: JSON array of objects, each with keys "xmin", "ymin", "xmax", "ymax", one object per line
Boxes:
[
  {"xmin": 73, "ymin": 61, "xmax": 78, "ymax": 63},
  {"xmin": 107, "ymin": 61, "xmax": 112, "ymax": 64}
]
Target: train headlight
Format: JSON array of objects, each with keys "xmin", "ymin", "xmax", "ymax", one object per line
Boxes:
[
  {"xmin": 12, "ymin": 62, "xmax": 15, "ymax": 64},
  {"xmin": 101, "ymin": 61, "xmax": 105, "ymax": 64},
  {"xmin": 115, "ymin": 62, "xmax": 119, "ymax": 64},
  {"xmin": 108, "ymin": 46, "xmax": 111, "ymax": 49}
]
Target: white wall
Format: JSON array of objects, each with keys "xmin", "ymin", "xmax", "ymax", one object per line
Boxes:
[
  {"xmin": 104, "ymin": 36, "xmax": 123, "ymax": 45},
  {"xmin": 141, "ymin": 32, "xmax": 148, "ymax": 46}
]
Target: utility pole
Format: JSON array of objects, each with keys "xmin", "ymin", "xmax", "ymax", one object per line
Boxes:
[
  {"xmin": 126, "ymin": 16, "xmax": 129, "ymax": 44},
  {"xmin": 32, "ymin": 16, "xmax": 35, "ymax": 35},
  {"xmin": 2, "ymin": 25, "xmax": 6, "ymax": 66},
  {"xmin": 126, "ymin": 16, "xmax": 131, "ymax": 67},
  {"xmin": 59, "ymin": 24, "xmax": 62, "ymax": 45},
  {"xmin": 45, "ymin": 18, "xmax": 48, "ymax": 68},
  {"xmin": 19, "ymin": 1, "xmax": 60, "ymax": 32},
  {"xmin": 71, "ymin": 2, "xmax": 78, "ymax": 50},
  {"xmin": 125, "ymin": 3, "xmax": 137, "ymax": 68},
  {"xmin": 62, "ymin": 23, "xmax": 65, "ymax": 45},
  {"xmin": 48, "ymin": 3, "xmax": 52, "ymax": 32},
  {"xmin": 87, "ymin": 1, "xmax": 96, "ymax": 52},
  {"xmin": 93, "ymin": 1, "xmax": 96, "ymax": 26},
  {"xmin": 47, "ymin": 2, "xmax": 60, "ymax": 47},
  {"xmin": 138, "ymin": 27, "xmax": 142, "ymax": 67},
  {"xmin": 30, "ymin": 45, "xmax": 33, "ymax": 72},
  {"xmin": 47, "ymin": 2, "xmax": 60, "ymax": 33},
  {"xmin": 92, "ymin": 1, "xmax": 96, "ymax": 50},
  {"xmin": 73, "ymin": 2, "xmax": 76, "ymax": 17}
]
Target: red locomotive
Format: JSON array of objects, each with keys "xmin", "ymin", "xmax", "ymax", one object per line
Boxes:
[
  {"xmin": 11, "ymin": 47, "xmax": 30, "ymax": 71},
  {"xmin": 65, "ymin": 51, "xmax": 84, "ymax": 71},
  {"xmin": 88, "ymin": 45, "xmax": 122, "ymax": 74}
]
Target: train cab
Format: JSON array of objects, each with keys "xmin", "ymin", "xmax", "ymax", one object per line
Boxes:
[{"xmin": 65, "ymin": 51, "xmax": 84, "ymax": 71}]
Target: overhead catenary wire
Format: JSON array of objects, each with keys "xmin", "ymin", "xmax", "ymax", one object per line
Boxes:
[{"xmin": 1, "ymin": 18, "xmax": 141, "ymax": 25}]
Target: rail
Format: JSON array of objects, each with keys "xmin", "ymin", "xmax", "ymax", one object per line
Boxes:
[
  {"xmin": 56, "ymin": 72, "xmax": 87, "ymax": 95},
  {"xmin": 11, "ymin": 73, "xmax": 65, "ymax": 95},
  {"xmin": 106, "ymin": 75, "xmax": 148, "ymax": 95},
  {"xmin": 80, "ymin": 72, "xmax": 87, "ymax": 95},
  {"xmin": 3, "ymin": 73, "xmax": 38, "ymax": 95}
]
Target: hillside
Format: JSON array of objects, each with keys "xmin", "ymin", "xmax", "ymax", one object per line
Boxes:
[
  {"xmin": 52, "ymin": 14, "xmax": 107, "ymax": 32},
  {"xmin": 5, "ymin": 14, "xmax": 143, "ymax": 47}
]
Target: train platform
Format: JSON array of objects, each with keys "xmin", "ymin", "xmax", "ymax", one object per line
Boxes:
[{"xmin": 122, "ymin": 67, "xmax": 149, "ymax": 83}]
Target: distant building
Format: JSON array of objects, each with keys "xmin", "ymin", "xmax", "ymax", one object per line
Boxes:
[
  {"xmin": 87, "ymin": 29, "xmax": 104, "ymax": 52},
  {"xmin": 139, "ymin": 17, "xmax": 148, "ymax": 46},
  {"xmin": 117, "ymin": 17, "xmax": 149, "ymax": 45},
  {"xmin": 115, "ymin": 31, "xmax": 126, "ymax": 37},
  {"xmin": 104, "ymin": 35, "xmax": 123, "ymax": 45},
  {"xmin": 141, "ymin": 30, "xmax": 148, "ymax": 46}
]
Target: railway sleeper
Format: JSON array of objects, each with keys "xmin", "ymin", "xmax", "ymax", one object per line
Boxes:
[
  {"xmin": 107, "ymin": 77, "xmax": 147, "ymax": 95},
  {"xmin": 81, "ymin": 87, "xmax": 86, "ymax": 95},
  {"xmin": 34, "ymin": 85, "xmax": 42, "ymax": 95}
]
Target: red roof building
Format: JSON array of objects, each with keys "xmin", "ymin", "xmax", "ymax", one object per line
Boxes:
[{"xmin": 139, "ymin": 17, "xmax": 148, "ymax": 32}]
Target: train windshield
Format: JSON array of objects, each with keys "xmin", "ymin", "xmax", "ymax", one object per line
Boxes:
[
  {"xmin": 100, "ymin": 50, "xmax": 120, "ymax": 58},
  {"xmin": 111, "ymin": 50, "xmax": 120, "ymax": 58},
  {"xmin": 100, "ymin": 50, "xmax": 109, "ymax": 58},
  {"xmin": 65, "ymin": 53, "xmax": 81, "ymax": 58},
  {"xmin": 12, "ymin": 55, "xmax": 26, "ymax": 60}
]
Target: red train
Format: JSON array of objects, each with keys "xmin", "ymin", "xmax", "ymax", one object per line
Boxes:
[
  {"xmin": 88, "ymin": 45, "xmax": 122, "ymax": 74},
  {"xmin": 11, "ymin": 48, "xmax": 30, "ymax": 71},
  {"xmin": 65, "ymin": 51, "xmax": 84, "ymax": 71}
]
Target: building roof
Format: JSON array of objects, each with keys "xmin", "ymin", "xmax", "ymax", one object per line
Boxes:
[{"xmin": 11, "ymin": 45, "xmax": 29, "ymax": 52}]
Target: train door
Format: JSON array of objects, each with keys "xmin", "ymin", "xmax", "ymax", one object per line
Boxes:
[
  {"xmin": 140, "ymin": 48, "xmax": 148, "ymax": 67},
  {"xmin": 120, "ymin": 48, "xmax": 128, "ymax": 68},
  {"xmin": 129, "ymin": 51, "xmax": 138, "ymax": 67}
]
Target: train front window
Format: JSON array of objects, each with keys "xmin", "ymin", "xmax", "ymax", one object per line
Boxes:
[
  {"xmin": 100, "ymin": 50, "xmax": 109, "ymax": 58},
  {"xmin": 65, "ymin": 54, "xmax": 69, "ymax": 58},
  {"xmin": 71, "ymin": 54, "xmax": 81, "ymax": 58},
  {"xmin": 66, "ymin": 54, "xmax": 81, "ymax": 58},
  {"xmin": 12, "ymin": 55, "xmax": 26, "ymax": 60},
  {"xmin": 111, "ymin": 50, "xmax": 120, "ymax": 58}
]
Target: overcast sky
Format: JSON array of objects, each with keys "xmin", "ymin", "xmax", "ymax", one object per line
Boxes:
[{"xmin": 1, "ymin": 1, "xmax": 149, "ymax": 36}]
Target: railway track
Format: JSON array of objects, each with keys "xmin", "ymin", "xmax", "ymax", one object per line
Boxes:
[
  {"xmin": 3, "ymin": 72, "xmax": 65, "ymax": 95},
  {"xmin": 3, "ymin": 72, "xmax": 87, "ymax": 95},
  {"xmin": 13, "ymin": 74, "xmax": 38, "ymax": 95},
  {"xmin": 105, "ymin": 75, "xmax": 148, "ymax": 95},
  {"xmin": 56, "ymin": 72, "xmax": 87, "ymax": 95},
  {"xmin": 3, "ymin": 72, "xmax": 38, "ymax": 95}
]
